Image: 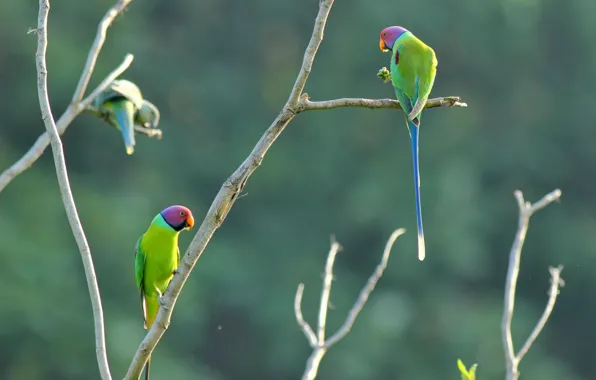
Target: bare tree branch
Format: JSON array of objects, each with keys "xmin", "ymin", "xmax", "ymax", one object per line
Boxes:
[
  {"xmin": 0, "ymin": 0, "xmax": 134, "ymax": 194},
  {"xmin": 286, "ymin": 0, "xmax": 334, "ymax": 107},
  {"xmin": 123, "ymin": 0, "xmax": 466, "ymax": 376},
  {"xmin": 297, "ymin": 94, "xmax": 467, "ymax": 112},
  {"xmin": 295, "ymin": 228, "xmax": 406, "ymax": 380},
  {"xmin": 501, "ymin": 189, "xmax": 563, "ymax": 380},
  {"xmin": 34, "ymin": 1, "xmax": 112, "ymax": 379},
  {"xmin": 326, "ymin": 228, "xmax": 405, "ymax": 347},
  {"xmin": 295, "ymin": 284, "xmax": 317, "ymax": 347},
  {"xmin": 516, "ymin": 266, "xmax": 564, "ymax": 362},
  {"xmin": 317, "ymin": 238, "xmax": 342, "ymax": 344}
]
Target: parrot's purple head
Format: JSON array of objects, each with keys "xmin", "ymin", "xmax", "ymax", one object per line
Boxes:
[
  {"xmin": 160, "ymin": 205, "xmax": 195, "ymax": 232},
  {"xmin": 379, "ymin": 26, "xmax": 409, "ymax": 52}
]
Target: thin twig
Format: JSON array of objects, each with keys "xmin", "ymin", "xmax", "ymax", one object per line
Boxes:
[
  {"xmin": 516, "ymin": 266, "xmax": 564, "ymax": 362},
  {"xmin": 501, "ymin": 189, "xmax": 563, "ymax": 380},
  {"xmin": 294, "ymin": 284, "xmax": 317, "ymax": 347},
  {"xmin": 0, "ymin": 0, "xmax": 134, "ymax": 194},
  {"xmin": 34, "ymin": 1, "xmax": 111, "ymax": 379},
  {"xmin": 297, "ymin": 95, "xmax": 467, "ymax": 112},
  {"xmin": 286, "ymin": 1, "xmax": 334, "ymax": 107},
  {"xmin": 295, "ymin": 229, "xmax": 405, "ymax": 380},
  {"xmin": 72, "ymin": 0, "xmax": 134, "ymax": 103},
  {"xmin": 326, "ymin": 228, "xmax": 405, "ymax": 347},
  {"xmin": 317, "ymin": 238, "xmax": 342, "ymax": 344}
]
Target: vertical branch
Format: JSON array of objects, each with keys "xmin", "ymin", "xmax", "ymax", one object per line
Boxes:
[
  {"xmin": 71, "ymin": 0, "xmax": 133, "ymax": 103},
  {"xmin": 295, "ymin": 229, "xmax": 405, "ymax": 380},
  {"xmin": 501, "ymin": 189, "xmax": 563, "ymax": 380},
  {"xmin": 34, "ymin": 1, "xmax": 111, "ymax": 379},
  {"xmin": 317, "ymin": 239, "xmax": 342, "ymax": 344},
  {"xmin": 286, "ymin": 0, "xmax": 335, "ymax": 107}
]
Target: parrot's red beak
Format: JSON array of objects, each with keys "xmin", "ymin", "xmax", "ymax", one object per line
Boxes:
[
  {"xmin": 379, "ymin": 38, "xmax": 389, "ymax": 52},
  {"xmin": 185, "ymin": 215, "xmax": 195, "ymax": 230}
]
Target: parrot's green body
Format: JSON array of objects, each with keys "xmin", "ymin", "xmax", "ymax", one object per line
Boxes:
[
  {"xmin": 134, "ymin": 205, "xmax": 194, "ymax": 380},
  {"xmin": 95, "ymin": 79, "xmax": 144, "ymax": 155},
  {"xmin": 380, "ymin": 26, "xmax": 437, "ymax": 261}
]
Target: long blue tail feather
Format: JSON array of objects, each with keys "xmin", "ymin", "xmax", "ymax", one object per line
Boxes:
[
  {"xmin": 407, "ymin": 118, "xmax": 425, "ymax": 261},
  {"xmin": 113, "ymin": 100, "xmax": 136, "ymax": 155}
]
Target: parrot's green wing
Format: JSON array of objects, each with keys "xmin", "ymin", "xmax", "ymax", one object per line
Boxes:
[
  {"xmin": 391, "ymin": 36, "xmax": 437, "ymax": 121},
  {"xmin": 134, "ymin": 237, "xmax": 148, "ymax": 329},
  {"xmin": 95, "ymin": 79, "xmax": 144, "ymax": 110},
  {"xmin": 408, "ymin": 47, "xmax": 437, "ymax": 120}
]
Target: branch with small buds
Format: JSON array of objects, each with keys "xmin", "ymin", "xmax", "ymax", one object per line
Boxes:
[
  {"xmin": 501, "ymin": 189, "xmax": 564, "ymax": 380},
  {"xmin": 295, "ymin": 229, "xmax": 405, "ymax": 380}
]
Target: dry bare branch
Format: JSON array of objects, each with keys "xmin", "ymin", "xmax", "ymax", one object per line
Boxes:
[
  {"xmin": 295, "ymin": 283, "xmax": 317, "ymax": 347},
  {"xmin": 317, "ymin": 238, "xmax": 342, "ymax": 344},
  {"xmin": 297, "ymin": 94, "xmax": 467, "ymax": 112},
  {"xmin": 295, "ymin": 229, "xmax": 405, "ymax": 380},
  {"xmin": 516, "ymin": 266, "xmax": 564, "ymax": 362},
  {"xmin": 34, "ymin": 1, "xmax": 112, "ymax": 379},
  {"xmin": 501, "ymin": 189, "xmax": 563, "ymax": 380},
  {"xmin": 0, "ymin": 0, "xmax": 134, "ymax": 194}
]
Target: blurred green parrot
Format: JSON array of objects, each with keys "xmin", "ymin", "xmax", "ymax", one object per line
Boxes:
[
  {"xmin": 135, "ymin": 205, "xmax": 195, "ymax": 380},
  {"xmin": 94, "ymin": 79, "xmax": 145, "ymax": 155}
]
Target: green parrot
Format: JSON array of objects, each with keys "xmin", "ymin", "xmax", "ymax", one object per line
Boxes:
[
  {"xmin": 379, "ymin": 26, "xmax": 437, "ymax": 261},
  {"xmin": 94, "ymin": 79, "xmax": 145, "ymax": 155},
  {"xmin": 135, "ymin": 100, "xmax": 160, "ymax": 129},
  {"xmin": 135, "ymin": 205, "xmax": 195, "ymax": 380}
]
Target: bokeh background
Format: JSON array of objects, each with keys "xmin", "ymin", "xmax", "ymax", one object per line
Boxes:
[{"xmin": 1, "ymin": 0, "xmax": 595, "ymax": 379}]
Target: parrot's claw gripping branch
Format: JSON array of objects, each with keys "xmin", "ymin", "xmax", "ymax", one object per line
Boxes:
[
  {"xmin": 501, "ymin": 189, "xmax": 564, "ymax": 380},
  {"xmin": 295, "ymin": 229, "xmax": 405, "ymax": 380}
]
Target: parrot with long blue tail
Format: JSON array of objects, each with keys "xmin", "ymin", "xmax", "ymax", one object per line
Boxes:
[
  {"xmin": 94, "ymin": 79, "xmax": 145, "ymax": 155},
  {"xmin": 134, "ymin": 205, "xmax": 195, "ymax": 380},
  {"xmin": 379, "ymin": 26, "xmax": 437, "ymax": 261}
]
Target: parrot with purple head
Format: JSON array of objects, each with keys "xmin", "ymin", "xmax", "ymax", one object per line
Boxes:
[
  {"xmin": 134, "ymin": 205, "xmax": 195, "ymax": 380},
  {"xmin": 379, "ymin": 26, "xmax": 437, "ymax": 261}
]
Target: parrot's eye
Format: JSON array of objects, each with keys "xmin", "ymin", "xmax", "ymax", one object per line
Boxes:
[
  {"xmin": 179, "ymin": 211, "xmax": 185, "ymax": 216},
  {"xmin": 383, "ymin": 32, "xmax": 387, "ymax": 37}
]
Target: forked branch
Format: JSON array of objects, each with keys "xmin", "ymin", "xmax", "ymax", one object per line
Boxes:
[
  {"xmin": 501, "ymin": 189, "xmax": 564, "ymax": 380},
  {"xmin": 295, "ymin": 229, "xmax": 406, "ymax": 380}
]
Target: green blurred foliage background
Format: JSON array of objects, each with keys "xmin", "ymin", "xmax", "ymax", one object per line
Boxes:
[{"xmin": 0, "ymin": 0, "xmax": 594, "ymax": 379}]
